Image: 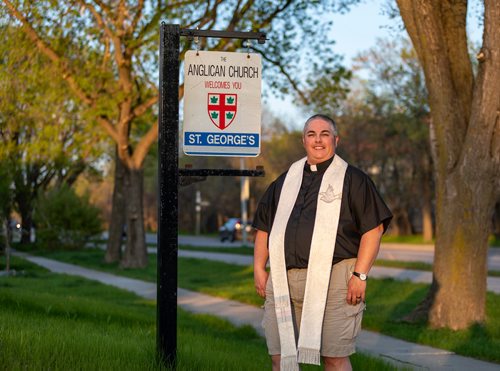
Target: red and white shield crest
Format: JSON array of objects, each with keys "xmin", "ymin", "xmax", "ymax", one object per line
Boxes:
[{"xmin": 207, "ymin": 93, "xmax": 237, "ymax": 130}]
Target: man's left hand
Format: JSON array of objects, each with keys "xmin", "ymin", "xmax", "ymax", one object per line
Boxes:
[{"xmin": 346, "ymin": 275, "xmax": 366, "ymax": 305}]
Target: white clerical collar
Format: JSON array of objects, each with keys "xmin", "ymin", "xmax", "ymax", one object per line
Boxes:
[{"xmin": 306, "ymin": 156, "xmax": 334, "ymax": 173}]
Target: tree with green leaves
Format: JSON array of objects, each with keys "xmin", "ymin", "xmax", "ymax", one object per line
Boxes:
[
  {"xmin": 0, "ymin": 23, "xmax": 101, "ymax": 244},
  {"xmin": 395, "ymin": 0, "xmax": 500, "ymax": 329},
  {"xmin": 34, "ymin": 184, "xmax": 103, "ymax": 250},
  {"xmin": 354, "ymin": 38, "xmax": 433, "ymax": 241},
  {"xmin": 2, "ymin": 0, "xmax": 357, "ymax": 267},
  {"xmin": 0, "ymin": 162, "xmax": 13, "ymax": 273}
]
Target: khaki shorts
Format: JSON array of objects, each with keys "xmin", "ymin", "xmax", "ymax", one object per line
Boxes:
[{"xmin": 262, "ymin": 258, "xmax": 365, "ymax": 357}]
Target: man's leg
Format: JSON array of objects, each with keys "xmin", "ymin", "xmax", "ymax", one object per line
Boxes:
[
  {"xmin": 323, "ymin": 356, "xmax": 352, "ymax": 371},
  {"xmin": 263, "ymin": 273, "xmax": 283, "ymax": 371},
  {"xmin": 321, "ymin": 260, "xmax": 364, "ymax": 369},
  {"xmin": 264, "ymin": 270, "xmax": 305, "ymax": 371},
  {"xmin": 271, "ymin": 355, "xmax": 281, "ymax": 371}
]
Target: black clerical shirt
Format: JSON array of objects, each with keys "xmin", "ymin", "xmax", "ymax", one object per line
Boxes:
[{"xmin": 253, "ymin": 156, "xmax": 392, "ymax": 269}]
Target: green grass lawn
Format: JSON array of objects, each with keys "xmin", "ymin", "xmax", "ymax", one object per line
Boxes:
[
  {"xmin": 381, "ymin": 235, "xmax": 435, "ymax": 244},
  {"xmin": 0, "ymin": 256, "xmax": 400, "ymax": 370},
  {"xmin": 180, "ymin": 245, "xmax": 255, "ymax": 255},
  {"xmin": 490, "ymin": 235, "xmax": 500, "ymax": 247},
  {"xmin": 27, "ymin": 248, "xmax": 500, "ymax": 364}
]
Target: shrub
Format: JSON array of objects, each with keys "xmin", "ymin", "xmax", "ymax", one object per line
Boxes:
[{"xmin": 34, "ymin": 185, "xmax": 102, "ymax": 250}]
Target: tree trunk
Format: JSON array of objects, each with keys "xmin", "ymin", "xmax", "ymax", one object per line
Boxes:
[
  {"xmin": 392, "ymin": 207, "xmax": 412, "ymax": 236},
  {"xmin": 18, "ymin": 201, "xmax": 33, "ymax": 245},
  {"xmin": 421, "ymin": 155, "xmax": 434, "ymax": 242},
  {"xmin": 493, "ymin": 202, "xmax": 500, "ymax": 240},
  {"xmin": 120, "ymin": 167, "xmax": 148, "ymax": 268},
  {"xmin": 2, "ymin": 219, "xmax": 11, "ymax": 272},
  {"xmin": 430, "ymin": 170, "xmax": 493, "ymax": 329},
  {"xmin": 397, "ymin": 0, "xmax": 500, "ymax": 329},
  {"xmin": 105, "ymin": 149, "xmax": 126, "ymax": 263},
  {"xmin": 421, "ymin": 199, "xmax": 433, "ymax": 243}
]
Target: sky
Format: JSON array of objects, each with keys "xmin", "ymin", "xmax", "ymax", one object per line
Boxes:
[{"xmin": 266, "ymin": 0, "xmax": 483, "ymax": 128}]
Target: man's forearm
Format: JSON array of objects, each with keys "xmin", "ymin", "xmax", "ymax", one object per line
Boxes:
[
  {"xmin": 354, "ymin": 224, "xmax": 384, "ymax": 274},
  {"xmin": 254, "ymin": 230, "xmax": 269, "ymax": 271},
  {"xmin": 254, "ymin": 230, "xmax": 269, "ymax": 298}
]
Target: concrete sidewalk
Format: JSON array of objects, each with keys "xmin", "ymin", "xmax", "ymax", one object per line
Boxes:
[{"xmin": 12, "ymin": 251, "xmax": 500, "ymax": 370}]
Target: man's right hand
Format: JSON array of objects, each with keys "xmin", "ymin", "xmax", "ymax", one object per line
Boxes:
[{"xmin": 254, "ymin": 268, "xmax": 269, "ymax": 298}]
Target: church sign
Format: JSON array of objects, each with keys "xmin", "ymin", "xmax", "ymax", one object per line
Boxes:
[{"xmin": 183, "ymin": 50, "xmax": 262, "ymax": 156}]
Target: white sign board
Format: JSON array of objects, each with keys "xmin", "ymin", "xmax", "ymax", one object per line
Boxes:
[{"xmin": 183, "ymin": 50, "xmax": 262, "ymax": 156}]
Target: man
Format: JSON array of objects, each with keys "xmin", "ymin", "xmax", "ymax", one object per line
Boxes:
[{"xmin": 253, "ymin": 114, "xmax": 392, "ymax": 371}]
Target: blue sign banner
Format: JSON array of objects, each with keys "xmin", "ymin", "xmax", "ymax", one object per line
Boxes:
[{"xmin": 184, "ymin": 132, "xmax": 259, "ymax": 148}]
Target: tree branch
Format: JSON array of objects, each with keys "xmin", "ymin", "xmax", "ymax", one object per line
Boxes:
[
  {"xmin": 255, "ymin": 47, "xmax": 309, "ymax": 105},
  {"xmin": 214, "ymin": 0, "xmax": 254, "ymax": 50},
  {"xmin": 255, "ymin": 0, "xmax": 293, "ymax": 30},
  {"xmin": 97, "ymin": 116, "xmax": 120, "ymax": 143},
  {"xmin": 396, "ymin": 0, "xmax": 466, "ymax": 173},
  {"xmin": 478, "ymin": 0, "xmax": 500, "ymax": 174},
  {"xmin": 185, "ymin": 0, "xmax": 221, "ymax": 29},
  {"xmin": 131, "ymin": 95, "xmax": 158, "ymax": 122},
  {"xmin": 77, "ymin": 0, "xmax": 117, "ymax": 42},
  {"xmin": 101, "ymin": 33, "xmax": 111, "ymax": 72},
  {"xmin": 128, "ymin": 0, "xmax": 145, "ymax": 35},
  {"xmin": 137, "ymin": 58, "xmax": 159, "ymax": 92},
  {"xmin": 441, "ymin": 0, "xmax": 473, "ymax": 124},
  {"xmin": 2, "ymin": 0, "xmax": 94, "ymax": 107},
  {"xmin": 132, "ymin": 0, "xmax": 200, "ymax": 50},
  {"xmin": 395, "ymin": 0, "xmax": 424, "ymax": 65},
  {"xmin": 92, "ymin": 0, "xmax": 114, "ymax": 25},
  {"xmin": 131, "ymin": 85, "xmax": 185, "ymax": 168},
  {"xmin": 132, "ymin": 122, "xmax": 158, "ymax": 169},
  {"xmin": 116, "ymin": 0, "xmax": 126, "ymax": 31}
]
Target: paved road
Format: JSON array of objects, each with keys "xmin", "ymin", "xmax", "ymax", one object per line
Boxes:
[
  {"xmin": 379, "ymin": 243, "xmax": 500, "ymax": 271},
  {"xmin": 174, "ymin": 235, "xmax": 500, "ymax": 271}
]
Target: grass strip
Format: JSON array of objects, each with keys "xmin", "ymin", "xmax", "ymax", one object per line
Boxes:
[
  {"xmin": 0, "ymin": 256, "xmax": 399, "ymax": 370},
  {"xmin": 180, "ymin": 245, "xmax": 254, "ymax": 255}
]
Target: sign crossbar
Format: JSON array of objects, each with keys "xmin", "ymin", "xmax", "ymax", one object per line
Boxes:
[
  {"xmin": 180, "ymin": 167, "xmax": 264, "ymax": 177},
  {"xmin": 180, "ymin": 28, "xmax": 266, "ymax": 44}
]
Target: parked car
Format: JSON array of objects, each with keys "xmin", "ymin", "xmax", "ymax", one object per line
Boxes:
[
  {"xmin": 9, "ymin": 219, "xmax": 22, "ymax": 243},
  {"xmin": 219, "ymin": 218, "xmax": 254, "ymax": 242}
]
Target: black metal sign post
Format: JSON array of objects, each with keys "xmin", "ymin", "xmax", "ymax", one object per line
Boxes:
[
  {"xmin": 158, "ymin": 23, "xmax": 266, "ymax": 368},
  {"xmin": 158, "ymin": 23, "xmax": 179, "ymax": 368}
]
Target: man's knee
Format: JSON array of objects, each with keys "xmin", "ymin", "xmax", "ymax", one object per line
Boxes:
[{"xmin": 323, "ymin": 356, "xmax": 352, "ymax": 371}]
